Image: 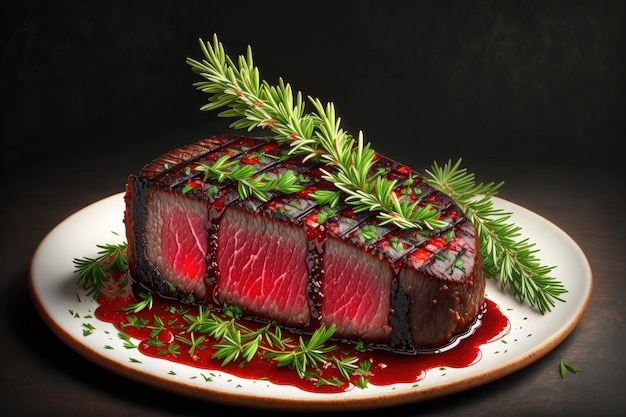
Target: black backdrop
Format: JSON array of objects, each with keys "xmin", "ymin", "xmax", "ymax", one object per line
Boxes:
[
  {"xmin": 3, "ymin": 1, "xmax": 623, "ymax": 176},
  {"xmin": 1, "ymin": 2, "xmax": 625, "ymax": 416}
]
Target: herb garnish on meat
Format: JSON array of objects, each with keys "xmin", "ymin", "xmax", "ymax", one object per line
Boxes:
[{"xmin": 185, "ymin": 34, "xmax": 566, "ymax": 313}]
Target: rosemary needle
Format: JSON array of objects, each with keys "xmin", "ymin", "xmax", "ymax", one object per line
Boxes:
[
  {"xmin": 186, "ymin": 34, "xmax": 445, "ymax": 230},
  {"xmin": 185, "ymin": 34, "xmax": 566, "ymax": 313},
  {"xmin": 425, "ymin": 159, "xmax": 567, "ymax": 313}
]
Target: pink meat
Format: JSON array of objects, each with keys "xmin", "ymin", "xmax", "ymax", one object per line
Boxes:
[
  {"xmin": 214, "ymin": 208, "xmax": 310, "ymax": 327},
  {"xmin": 144, "ymin": 189, "xmax": 208, "ymax": 300},
  {"xmin": 321, "ymin": 237, "xmax": 393, "ymax": 342},
  {"xmin": 124, "ymin": 135, "xmax": 486, "ymax": 352}
]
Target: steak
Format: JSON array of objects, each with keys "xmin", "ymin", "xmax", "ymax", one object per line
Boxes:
[{"xmin": 124, "ymin": 134, "xmax": 485, "ymax": 352}]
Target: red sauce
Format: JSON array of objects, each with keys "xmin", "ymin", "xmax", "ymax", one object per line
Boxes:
[{"xmin": 94, "ymin": 275, "xmax": 510, "ymax": 394}]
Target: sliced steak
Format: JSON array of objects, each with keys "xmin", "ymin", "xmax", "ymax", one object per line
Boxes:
[
  {"xmin": 124, "ymin": 134, "xmax": 485, "ymax": 352},
  {"xmin": 215, "ymin": 208, "xmax": 311, "ymax": 327},
  {"xmin": 321, "ymin": 236, "xmax": 393, "ymax": 342},
  {"xmin": 145, "ymin": 188, "xmax": 208, "ymax": 299}
]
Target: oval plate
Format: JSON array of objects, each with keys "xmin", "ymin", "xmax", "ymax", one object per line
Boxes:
[{"xmin": 29, "ymin": 193, "xmax": 592, "ymax": 411}]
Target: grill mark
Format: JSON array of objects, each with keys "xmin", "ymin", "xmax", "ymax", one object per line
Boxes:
[{"xmin": 128, "ymin": 135, "xmax": 484, "ymax": 352}]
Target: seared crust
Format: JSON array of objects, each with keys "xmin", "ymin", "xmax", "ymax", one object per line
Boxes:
[{"xmin": 124, "ymin": 135, "xmax": 485, "ymax": 352}]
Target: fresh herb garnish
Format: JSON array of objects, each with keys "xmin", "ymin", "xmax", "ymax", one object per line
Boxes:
[
  {"xmin": 182, "ymin": 305, "xmax": 366, "ymax": 384},
  {"xmin": 263, "ymin": 324, "xmax": 338, "ymax": 379},
  {"xmin": 186, "ymin": 34, "xmax": 446, "ymax": 230},
  {"xmin": 559, "ymin": 360, "xmax": 582, "ymax": 378},
  {"xmin": 192, "ymin": 154, "xmax": 304, "ymax": 201},
  {"xmin": 72, "ymin": 241, "xmax": 128, "ymax": 298},
  {"xmin": 424, "ymin": 159, "xmax": 566, "ymax": 314},
  {"xmin": 122, "ymin": 292, "xmax": 153, "ymax": 313},
  {"xmin": 72, "ymin": 246, "xmax": 371, "ymax": 384},
  {"xmin": 185, "ymin": 34, "xmax": 565, "ymax": 313}
]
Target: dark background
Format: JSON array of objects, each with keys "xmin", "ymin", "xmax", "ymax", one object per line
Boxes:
[
  {"xmin": 3, "ymin": 1, "xmax": 623, "ymax": 171},
  {"xmin": 1, "ymin": 1, "xmax": 624, "ymax": 416}
]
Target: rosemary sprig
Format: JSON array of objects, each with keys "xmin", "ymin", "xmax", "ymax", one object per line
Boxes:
[
  {"xmin": 424, "ymin": 159, "xmax": 567, "ymax": 314},
  {"xmin": 263, "ymin": 324, "xmax": 338, "ymax": 379},
  {"xmin": 180, "ymin": 306, "xmax": 363, "ymax": 382},
  {"xmin": 122, "ymin": 292, "xmax": 153, "ymax": 313},
  {"xmin": 72, "ymin": 242, "xmax": 128, "ymax": 298},
  {"xmin": 191, "ymin": 154, "xmax": 304, "ymax": 201},
  {"xmin": 186, "ymin": 34, "xmax": 446, "ymax": 230},
  {"xmin": 185, "ymin": 35, "xmax": 566, "ymax": 313}
]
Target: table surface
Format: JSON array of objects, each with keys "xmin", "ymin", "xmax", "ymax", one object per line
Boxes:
[{"xmin": 2, "ymin": 2, "xmax": 624, "ymax": 416}]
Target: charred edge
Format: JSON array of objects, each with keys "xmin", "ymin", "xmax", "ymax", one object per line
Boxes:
[
  {"xmin": 388, "ymin": 277, "xmax": 416, "ymax": 353},
  {"xmin": 204, "ymin": 199, "xmax": 221, "ymax": 305},
  {"xmin": 150, "ymin": 136, "xmax": 267, "ymax": 192},
  {"xmin": 128, "ymin": 178, "xmax": 187, "ymax": 301},
  {"xmin": 144, "ymin": 135, "xmax": 243, "ymax": 181},
  {"xmin": 128, "ymin": 136, "xmax": 480, "ymax": 353}
]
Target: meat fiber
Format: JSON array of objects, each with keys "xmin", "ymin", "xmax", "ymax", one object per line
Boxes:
[{"xmin": 124, "ymin": 134, "xmax": 485, "ymax": 352}]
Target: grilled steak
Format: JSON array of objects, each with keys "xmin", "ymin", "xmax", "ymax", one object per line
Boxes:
[{"xmin": 124, "ymin": 135, "xmax": 485, "ymax": 352}]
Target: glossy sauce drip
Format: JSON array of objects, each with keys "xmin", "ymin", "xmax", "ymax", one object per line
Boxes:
[
  {"xmin": 95, "ymin": 275, "xmax": 510, "ymax": 394},
  {"xmin": 143, "ymin": 137, "xmax": 488, "ymax": 353}
]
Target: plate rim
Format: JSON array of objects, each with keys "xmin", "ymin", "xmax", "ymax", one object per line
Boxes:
[{"xmin": 28, "ymin": 192, "xmax": 593, "ymax": 412}]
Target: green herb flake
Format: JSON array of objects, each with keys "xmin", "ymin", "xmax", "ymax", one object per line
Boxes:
[
  {"xmin": 450, "ymin": 257, "xmax": 465, "ymax": 273},
  {"xmin": 559, "ymin": 360, "xmax": 582, "ymax": 378},
  {"xmin": 206, "ymin": 185, "xmax": 219, "ymax": 197},
  {"xmin": 355, "ymin": 376, "xmax": 369, "ymax": 389},
  {"xmin": 316, "ymin": 208, "xmax": 337, "ymax": 224},
  {"xmin": 389, "ymin": 236, "xmax": 404, "ymax": 252},
  {"xmin": 289, "ymin": 201, "xmax": 303, "ymax": 210},
  {"xmin": 358, "ymin": 224, "xmax": 378, "ymax": 245},
  {"xmin": 72, "ymin": 241, "xmax": 128, "ymax": 299}
]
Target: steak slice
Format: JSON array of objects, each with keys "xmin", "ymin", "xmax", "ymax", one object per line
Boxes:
[
  {"xmin": 124, "ymin": 134, "xmax": 485, "ymax": 352},
  {"xmin": 215, "ymin": 208, "xmax": 311, "ymax": 327},
  {"xmin": 320, "ymin": 236, "xmax": 393, "ymax": 342}
]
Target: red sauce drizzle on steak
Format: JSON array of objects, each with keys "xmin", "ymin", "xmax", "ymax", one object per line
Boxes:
[{"xmin": 124, "ymin": 135, "xmax": 486, "ymax": 353}]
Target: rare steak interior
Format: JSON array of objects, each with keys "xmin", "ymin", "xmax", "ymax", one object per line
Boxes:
[{"xmin": 124, "ymin": 134, "xmax": 485, "ymax": 353}]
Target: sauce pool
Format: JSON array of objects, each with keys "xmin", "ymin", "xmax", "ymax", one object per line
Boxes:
[{"xmin": 94, "ymin": 274, "xmax": 510, "ymax": 394}]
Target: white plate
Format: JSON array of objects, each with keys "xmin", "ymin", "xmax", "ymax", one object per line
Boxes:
[{"xmin": 29, "ymin": 193, "xmax": 592, "ymax": 412}]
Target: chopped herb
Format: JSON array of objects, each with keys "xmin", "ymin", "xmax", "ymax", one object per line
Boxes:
[
  {"xmin": 355, "ymin": 376, "xmax": 369, "ymax": 389},
  {"xmin": 389, "ymin": 236, "xmax": 404, "ymax": 252},
  {"xmin": 122, "ymin": 292, "xmax": 153, "ymax": 313},
  {"xmin": 358, "ymin": 224, "xmax": 378, "ymax": 245},
  {"xmin": 559, "ymin": 360, "xmax": 582, "ymax": 378},
  {"xmin": 450, "ymin": 257, "xmax": 465, "ymax": 273},
  {"xmin": 82, "ymin": 323, "xmax": 95, "ymax": 337},
  {"xmin": 443, "ymin": 229, "xmax": 455, "ymax": 243},
  {"xmin": 315, "ymin": 377, "xmax": 344, "ymax": 387},
  {"xmin": 316, "ymin": 207, "xmax": 337, "ymax": 224},
  {"xmin": 118, "ymin": 332, "xmax": 138, "ymax": 349}
]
